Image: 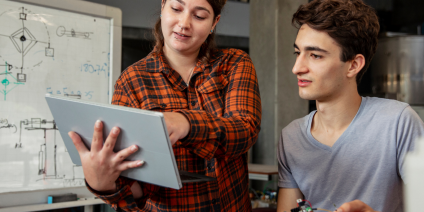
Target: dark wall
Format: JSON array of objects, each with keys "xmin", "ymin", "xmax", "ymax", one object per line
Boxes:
[
  {"xmin": 121, "ymin": 39, "xmax": 154, "ymax": 71},
  {"xmin": 121, "ymin": 28, "xmax": 249, "ymax": 72},
  {"xmin": 392, "ymin": 0, "xmax": 424, "ymax": 32}
]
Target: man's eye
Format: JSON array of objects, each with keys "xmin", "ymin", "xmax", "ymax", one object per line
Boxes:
[
  {"xmin": 293, "ymin": 51, "xmax": 300, "ymax": 56},
  {"xmin": 311, "ymin": 54, "xmax": 322, "ymax": 59}
]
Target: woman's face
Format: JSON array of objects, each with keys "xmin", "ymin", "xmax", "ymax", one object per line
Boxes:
[{"xmin": 161, "ymin": 0, "xmax": 220, "ymax": 55}]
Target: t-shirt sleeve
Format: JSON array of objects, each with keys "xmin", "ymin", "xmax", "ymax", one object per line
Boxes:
[
  {"xmin": 278, "ymin": 130, "xmax": 299, "ymax": 188},
  {"xmin": 396, "ymin": 106, "xmax": 424, "ymax": 182}
]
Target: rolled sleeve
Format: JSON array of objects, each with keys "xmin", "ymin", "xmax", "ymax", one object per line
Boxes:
[{"xmin": 177, "ymin": 55, "xmax": 262, "ymax": 160}]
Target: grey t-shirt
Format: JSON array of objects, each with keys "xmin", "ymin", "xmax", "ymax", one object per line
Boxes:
[{"xmin": 278, "ymin": 97, "xmax": 424, "ymax": 212}]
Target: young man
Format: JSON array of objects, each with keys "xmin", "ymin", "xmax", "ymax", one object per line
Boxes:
[{"xmin": 277, "ymin": 0, "xmax": 424, "ymax": 212}]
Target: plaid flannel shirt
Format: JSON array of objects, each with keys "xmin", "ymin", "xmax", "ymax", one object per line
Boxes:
[{"xmin": 87, "ymin": 48, "xmax": 262, "ymax": 211}]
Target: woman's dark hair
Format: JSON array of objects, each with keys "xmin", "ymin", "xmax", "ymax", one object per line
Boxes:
[
  {"xmin": 292, "ymin": 0, "xmax": 380, "ymax": 84},
  {"xmin": 153, "ymin": 0, "xmax": 227, "ymax": 64}
]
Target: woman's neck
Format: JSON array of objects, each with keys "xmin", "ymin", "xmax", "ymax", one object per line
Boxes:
[{"xmin": 163, "ymin": 45, "xmax": 198, "ymax": 75}]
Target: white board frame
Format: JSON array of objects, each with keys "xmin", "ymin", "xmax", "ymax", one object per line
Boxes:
[{"xmin": 0, "ymin": 0, "xmax": 122, "ymax": 208}]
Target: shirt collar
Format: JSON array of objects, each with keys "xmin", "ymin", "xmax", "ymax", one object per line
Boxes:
[{"xmin": 145, "ymin": 48, "xmax": 222, "ymax": 74}]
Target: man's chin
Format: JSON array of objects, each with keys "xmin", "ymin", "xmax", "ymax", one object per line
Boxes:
[{"xmin": 298, "ymin": 92, "xmax": 317, "ymax": 101}]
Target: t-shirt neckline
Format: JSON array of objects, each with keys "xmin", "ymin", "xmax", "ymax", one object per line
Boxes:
[{"xmin": 306, "ymin": 97, "xmax": 366, "ymax": 152}]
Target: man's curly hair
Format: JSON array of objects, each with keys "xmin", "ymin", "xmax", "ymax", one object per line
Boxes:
[{"xmin": 293, "ymin": 0, "xmax": 380, "ymax": 84}]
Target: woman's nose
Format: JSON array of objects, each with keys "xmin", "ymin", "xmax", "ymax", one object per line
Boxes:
[{"xmin": 178, "ymin": 13, "xmax": 191, "ymax": 30}]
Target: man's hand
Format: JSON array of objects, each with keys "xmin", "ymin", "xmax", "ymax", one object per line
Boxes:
[
  {"xmin": 163, "ymin": 112, "xmax": 190, "ymax": 145},
  {"xmin": 336, "ymin": 200, "xmax": 377, "ymax": 212},
  {"xmin": 68, "ymin": 120, "xmax": 144, "ymax": 193}
]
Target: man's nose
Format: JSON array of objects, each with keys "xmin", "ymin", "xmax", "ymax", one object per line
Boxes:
[{"xmin": 292, "ymin": 55, "xmax": 308, "ymax": 75}]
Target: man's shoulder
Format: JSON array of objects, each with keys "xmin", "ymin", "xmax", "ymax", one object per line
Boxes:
[
  {"xmin": 362, "ymin": 97, "xmax": 410, "ymax": 117},
  {"xmin": 363, "ymin": 96, "xmax": 409, "ymax": 109},
  {"xmin": 282, "ymin": 112, "xmax": 313, "ymax": 136}
]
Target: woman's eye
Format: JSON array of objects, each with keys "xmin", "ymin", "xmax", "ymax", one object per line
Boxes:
[
  {"xmin": 195, "ymin": 15, "xmax": 206, "ymax": 20},
  {"xmin": 171, "ymin": 7, "xmax": 180, "ymax": 12},
  {"xmin": 194, "ymin": 15, "xmax": 205, "ymax": 20}
]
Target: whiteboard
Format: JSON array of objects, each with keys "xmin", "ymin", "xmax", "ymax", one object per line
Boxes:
[{"xmin": 0, "ymin": 0, "xmax": 121, "ymax": 199}]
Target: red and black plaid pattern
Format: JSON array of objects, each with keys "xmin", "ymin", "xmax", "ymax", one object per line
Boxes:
[{"xmin": 88, "ymin": 49, "xmax": 262, "ymax": 211}]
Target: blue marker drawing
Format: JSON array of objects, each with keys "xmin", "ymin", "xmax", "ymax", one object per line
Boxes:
[
  {"xmin": 85, "ymin": 91, "xmax": 93, "ymax": 99},
  {"xmin": 1, "ymin": 62, "xmax": 25, "ymax": 100},
  {"xmin": 81, "ymin": 63, "xmax": 108, "ymax": 77},
  {"xmin": 46, "ymin": 87, "xmax": 53, "ymax": 94}
]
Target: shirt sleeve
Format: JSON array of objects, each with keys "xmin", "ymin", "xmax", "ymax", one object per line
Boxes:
[
  {"xmin": 177, "ymin": 54, "xmax": 262, "ymax": 161},
  {"xmin": 86, "ymin": 177, "xmax": 151, "ymax": 211},
  {"xmin": 277, "ymin": 130, "xmax": 299, "ymax": 188},
  {"xmin": 396, "ymin": 106, "xmax": 424, "ymax": 182}
]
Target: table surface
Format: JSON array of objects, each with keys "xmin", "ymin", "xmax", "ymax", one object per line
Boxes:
[{"xmin": 248, "ymin": 163, "xmax": 278, "ymax": 175}]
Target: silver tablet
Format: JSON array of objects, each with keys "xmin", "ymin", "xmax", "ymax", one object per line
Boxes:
[{"xmin": 45, "ymin": 94, "xmax": 215, "ymax": 190}]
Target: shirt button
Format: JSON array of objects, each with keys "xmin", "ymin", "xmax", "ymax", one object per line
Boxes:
[
  {"xmin": 212, "ymin": 199, "xmax": 216, "ymax": 204},
  {"xmin": 191, "ymin": 101, "xmax": 196, "ymax": 106},
  {"xmin": 161, "ymin": 104, "xmax": 167, "ymax": 108}
]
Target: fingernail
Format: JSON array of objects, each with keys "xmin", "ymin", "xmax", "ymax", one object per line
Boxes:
[
  {"xmin": 112, "ymin": 127, "xmax": 119, "ymax": 135},
  {"xmin": 137, "ymin": 161, "xmax": 145, "ymax": 166},
  {"xmin": 95, "ymin": 120, "xmax": 101, "ymax": 128},
  {"xmin": 131, "ymin": 145, "xmax": 138, "ymax": 151}
]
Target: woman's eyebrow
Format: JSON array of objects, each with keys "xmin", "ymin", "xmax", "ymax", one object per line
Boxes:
[
  {"xmin": 176, "ymin": 0, "xmax": 211, "ymax": 14},
  {"xmin": 194, "ymin": 6, "xmax": 211, "ymax": 14}
]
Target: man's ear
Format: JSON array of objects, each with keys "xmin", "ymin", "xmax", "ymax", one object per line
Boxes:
[{"xmin": 347, "ymin": 54, "xmax": 365, "ymax": 79}]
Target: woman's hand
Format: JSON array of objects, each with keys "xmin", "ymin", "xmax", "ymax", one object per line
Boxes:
[
  {"xmin": 68, "ymin": 120, "xmax": 144, "ymax": 192},
  {"xmin": 163, "ymin": 112, "xmax": 190, "ymax": 145}
]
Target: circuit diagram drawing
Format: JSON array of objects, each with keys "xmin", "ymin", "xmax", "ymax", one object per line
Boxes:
[
  {"xmin": 1, "ymin": 62, "xmax": 24, "ymax": 100},
  {"xmin": 0, "ymin": 6, "xmax": 55, "ymax": 98},
  {"xmin": 18, "ymin": 118, "xmax": 62, "ymax": 180},
  {"xmin": 56, "ymin": 26, "xmax": 93, "ymax": 39},
  {"xmin": 63, "ymin": 165, "xmax": 85, "ymax": 187},
  {"xmin": 17, "ymin": 118, "xmax": 84, "ymax": 185},
  {"xmin": 0, "ymin": 118, "xmax": 17, "ymax": 132},
  {"xmin": 0, "ymin": 2, "xmax": 111, "ymax": 193}
]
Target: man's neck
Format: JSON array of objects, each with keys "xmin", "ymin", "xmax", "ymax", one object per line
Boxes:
[{"xmin": 311, "ymin": 90, "xmax": 362, "ymax": 147}]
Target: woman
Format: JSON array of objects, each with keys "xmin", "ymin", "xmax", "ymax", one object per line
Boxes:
[{"xmin": 68, "ymin": 0, "xmax": 261, "ymax": 211}]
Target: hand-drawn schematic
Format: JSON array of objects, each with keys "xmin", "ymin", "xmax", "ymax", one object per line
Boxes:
[
  {"xmin": 0, "ymin": 7, "xmax": 54, "ymax": 100},
  {"xmin": 0, "ymin": 118, "xmax": 17, "ymax": 132},
  {"xmin": 0, "ymin": 0, "xmax": 112, "ymax": 194},
  {"xmin": 17, "ymin": 118, "xmax": 84, "ymax": 186},
  {"xmin": 56, "ymin": 26, "xmax": 93, "ymax": 39}
]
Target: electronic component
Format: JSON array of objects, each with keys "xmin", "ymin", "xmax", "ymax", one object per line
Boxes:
[{"xmin": 290, "ymin": 199, "xmax": 333, "ymax": 212}]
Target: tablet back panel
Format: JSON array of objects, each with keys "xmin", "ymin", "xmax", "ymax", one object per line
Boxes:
[{"xmin": 45, "ymin": 94, "xmax": 182, "ymax": 189}]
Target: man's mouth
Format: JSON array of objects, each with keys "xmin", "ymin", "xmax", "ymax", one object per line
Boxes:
[{"xmin": 298, "ymin": 79, "xmax": 312, "ymax": 87}]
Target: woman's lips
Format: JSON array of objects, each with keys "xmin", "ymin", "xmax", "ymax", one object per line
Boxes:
[{"xmin": 174, "ymin": 32, "xmax": 191, "ymax": 40}]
